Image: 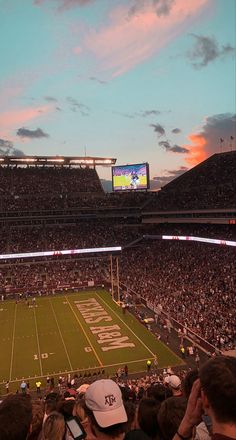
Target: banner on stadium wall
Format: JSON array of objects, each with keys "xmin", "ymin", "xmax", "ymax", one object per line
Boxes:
[
  {"xmin": 162, "ymin": 235, "xmax": 236, "ymax": 247},
  {"xmin": 0, "ymin": 246, "xmax": 122, "ymax": 261}
]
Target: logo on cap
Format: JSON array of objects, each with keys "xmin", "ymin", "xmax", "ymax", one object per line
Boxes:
[{"xmin": 105, "ymin": 394, "xmax": 116, "ymax": 406}]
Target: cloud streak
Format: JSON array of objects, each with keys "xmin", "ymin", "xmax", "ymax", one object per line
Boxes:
[
  {"xmin": 79, "ymin": 0, "xmax": 209, "ymax": 77},
  {"xmin": 187, "ymin": 34, "xmax": 235, "ymax": 68},
  {"xmin": 0, "ymin": 138, "xmax": 25, "ymax": 156},
  {"xmin": 35, "ymin": 0, "xmax": 94, "ymax": 11},
  {"xmin": 152, "ymin": 166, "xmax": 188, "ymax": 188},
  {"xmin": 66, "ymin": 97, "xmax": 90, "ymax": 115},
  {"xmin": 17, "ymin": 127, "xmax": 49, "ymax": 139},
  {"xmin": 159, "ymin": 140, "xmax": 189, "ymax": 153},
  {"xmin": 150, "ymin": 123, "xmax": 165, "ymax": 136},
  {"xmin": 0, "ymin": 105, "xmax": 54, "ymax": 143},
  {"xmin": 129, "ymin": 0, "xmax": 175, "ymax": 18}
]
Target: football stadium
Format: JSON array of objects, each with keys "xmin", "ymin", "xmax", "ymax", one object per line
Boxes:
[
  {"xmin": 1, "ymin": 0, "xmax": 236, "ymax": 437},
  {"xmin": 0, "ymin": 152, "xmax": 235, "ymax": 381},
  {"xmin": 0, "ymin": 151, "xmax": 235, "ymax": 438}
]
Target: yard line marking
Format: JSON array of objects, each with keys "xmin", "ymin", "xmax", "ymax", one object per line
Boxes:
[
  {"xmin": 96, "ymin": 293, "xmax": 156, "ymax": 357},
  {"xmin": 65, "ymin": 296, "xmax": 103, "ymax": 367},
  {"xmin": 33, "ymin": 307, "xmax": 43, "ymax": 376},
  {"xmin": 9, "ymin": 303, "xmax": 17, "ymax": 381},
  {"xmin": 49, "ymin": 298, "xmax": 73, "ymax": 371}
]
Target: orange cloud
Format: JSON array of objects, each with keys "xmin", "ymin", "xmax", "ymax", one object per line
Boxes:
[
  {"xmin": 184, "ymin": 133, "xmax": 207, "ymax": 165},
  {"xmin": 78, "ymin": 0, "xmax": 211, "ymax": 76},
  {"xmin": 184, "ymin": 113, "xmax": 235, "ymax": 166}
]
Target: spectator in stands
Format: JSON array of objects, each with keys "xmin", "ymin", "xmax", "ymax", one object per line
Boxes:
[
  {"xmin": 27, "ymin": 401, "xmax": 44, "ymax": 440},
  {"xmin": 173, "ymin": 356, "xmax": 236, "ymax": 440},
  {"xmin": 0, "ymin": 394, "xmax": 32, "ymax": 440},
  {"xmin": 84, "ymin": 379, "xmax": 128, "ymax": 440},
  {"xmin": 43, "ymin": 392, "xmax": 61, "ymax": 423},
  {"xmin": 137, "ymin": 397, "xmax": 161, "ymax": 439},
  {"xmin": 164, "ymin": 375, "xmax": 183, "ymax": 397},
  {"xmin": 38, "ymin": 411, "xmax": 66, "ymax": 440},
  {"xmin": 182, "ymin": 369, "xmax": 199, "ymax": 399},
  {"xmin": 158, "ymin": 393, "xmax": 187, "ymax": 440}
]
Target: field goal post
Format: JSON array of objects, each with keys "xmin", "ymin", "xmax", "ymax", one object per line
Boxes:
[{"xmin": 109, "ymin": 254, "xmax": 121, "ymax": 305}]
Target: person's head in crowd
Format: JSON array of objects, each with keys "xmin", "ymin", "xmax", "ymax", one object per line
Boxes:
[
  {"xmin": 85, "ymin": 379, "xmax": 128, "ymax": 439},
  {"xmin": 38, "ymin": 411, "xmax": 66, "ymax": 440},
  {"xmin": 44, "ymin": 392, "xmax": 61, "ymax": 422},
  {"xmin": 124, "ymin": 401, "xmax": 137, "ymax": 433},
  {"xmin": 147, "ymin": 383, "xmax": 167, "ymax": 403},
  {"xmin": 137, "ymin": 386, "xmax": 145, "ymax": 401},
  {"xmin": 137, "ymin": 397, "xmax": 161, "ymax": 440},
  {"xmin": 27, "ymin": 400, "xmax": 44, "ymax": 440},
  {"xmin": 183, "ymin": 369, "xmax": 199, "ymax": 399},
  {"xmin": 164, "ymin": 375, "xmax": 182, "ymax": 397},
  {"xmin": 158, "ymin": 395, "xmax": 187, "ymax": 440},
  {"xmin": 120, "ymin": 384, "xmax": 133, "ymax": 402},
  {"xmin": 57, "ymin": 398, "xmax": 75, "ymax": 419},
  {"xmin": 73, "ymin": 398, "xmax": 88, "ymax": 422},
  {"xmin": 199, "ymin": 356, "xmax": 236, "ymax": 434},
  {"xmin": 0, "ymin": 394, "xmax": 32, "ymax": 440}
]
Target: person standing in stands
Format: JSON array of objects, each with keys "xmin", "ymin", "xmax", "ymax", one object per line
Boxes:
[
  {"xmin": 173, "ymin": 356, "xmax": 236, "ymax": 440},
  {"xmin": 20, "ymin": 380, "xmax": 27, "ymax": 394},
  {"xmin": 5, "ymin": 381, "xmax": 9, "ymax": 394},
  {"xmin": 147, "ymin": 359, "xmax": 152, "ymax": 372},
  {"xmin": 36, "ymin": 380, "xmax": 42, "ymax": 395},
  {"xmin": 180, "ymin": 345, "xmax": 185, "ymax": 359}
]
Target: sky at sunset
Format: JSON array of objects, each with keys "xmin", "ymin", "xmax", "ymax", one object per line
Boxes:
[{"xmin": 0, "ymin": 0, "xmax": 235, "ymax": 188}]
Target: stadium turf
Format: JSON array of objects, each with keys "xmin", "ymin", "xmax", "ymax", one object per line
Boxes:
[{"xmin": 0, "ymin": 290, "xmax": 183, "ymax": 394}]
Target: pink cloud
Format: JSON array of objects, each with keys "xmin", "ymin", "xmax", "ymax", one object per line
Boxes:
[
  {"xmin": 77, "ymin": 0, "xmax": 211, "ymax": 77},
  {"xmin": 73, "ymin": 46, "xmax": 82, "ymax": 55},
  {"xmin": 0, "ymin": 105, "xmax": 53, "ymax": 138}
]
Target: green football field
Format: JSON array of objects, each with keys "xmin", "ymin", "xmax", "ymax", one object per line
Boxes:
[{"xmin": 0, "ymin": 290, "xmax": 183, "ymax": 394}]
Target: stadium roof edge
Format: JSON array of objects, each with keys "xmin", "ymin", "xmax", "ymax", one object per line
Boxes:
[{"xmin": 0, "ymin": 155, "xmax": 117, "ymax": 167}]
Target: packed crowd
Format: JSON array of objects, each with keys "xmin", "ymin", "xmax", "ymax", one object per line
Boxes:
[
  {"xmin": 0, "ymin": 222, "xmax": 235, "ymax": 254},
  {"xmin": 0, "ymin": 223, "xmax": 235, "ymax": 350},
  {"xmin": 119, "ymin": 241, "xmax": 235, "ymax": 350},
  {"xmin": 145, "ymin": 151, "xmax": 236, "ymax": 210},
  {"xmin": 0, "ymin": 166, "xmax": 104, "ymax": 212},
  {"xmin": 0, "ymin": 151, "xmax": 235, "ymax": 213},
  {"xmin": 0, "ymin": 222, "xmax": 141, "ymax": 254},
  {"xmin": 0, "ymin": 228, "xmax": 236, "ymax": 348},
  {"xmin": 0, "ymin": 356, "xmax": 235, "ymax": 440}
]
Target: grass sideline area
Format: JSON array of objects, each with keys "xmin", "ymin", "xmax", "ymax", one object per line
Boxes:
[{"xmin": 0, "ymin": 290, "xmax": 183, "ymax": 394}]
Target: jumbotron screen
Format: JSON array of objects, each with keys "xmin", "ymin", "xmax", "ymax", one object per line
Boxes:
[{"xmin": 112, "ymin": 163, "xmax": 150, "ymax": 191}]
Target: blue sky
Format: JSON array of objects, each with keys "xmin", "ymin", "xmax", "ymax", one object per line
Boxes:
[{"xmin": 0, "ymin": 0, "xmax": 235, "ymax": 187}]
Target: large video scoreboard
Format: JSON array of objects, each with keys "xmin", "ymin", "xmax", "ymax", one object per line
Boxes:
[{"xmin": 112, "ymin": 162, "xmax": 150, "ymax": 192}]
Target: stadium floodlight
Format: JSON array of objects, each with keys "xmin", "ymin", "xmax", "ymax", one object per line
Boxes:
[
  {"xmin": 47, "ymin": 158, "xmax": 64, "ymax": 162},
  {"xmin": 0, "ymin": 246, "xmax": 122, "ymax": 261},
  {"xmin": 13, "ymin": 158, "xmax": 36, "ymax": 162},
  {"xmin": 162, "ymin": 235, "xmax": 236, "ymax": 247}
]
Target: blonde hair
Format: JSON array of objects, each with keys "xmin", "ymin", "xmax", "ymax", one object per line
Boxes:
[
  {"xmin": 40, "ymin": 411, "xmax": 65, "ymax": 440},
  {"xmin": 73, "ymin": 399, "xmax": 87, "ymax": 422}
]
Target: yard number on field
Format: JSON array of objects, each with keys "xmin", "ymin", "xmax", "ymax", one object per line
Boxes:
[{"xmin": 34, "ymin": 353, "xmax": 49, "ymax": 360}]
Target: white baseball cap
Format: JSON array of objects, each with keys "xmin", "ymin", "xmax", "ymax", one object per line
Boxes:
[
  {"xmin": 168, "ymin": 375, "xmax": 181, "ymax": 389},
  {"xmin": 85, "ymin": 379, "xmax": 127, "ymax": 428}
]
